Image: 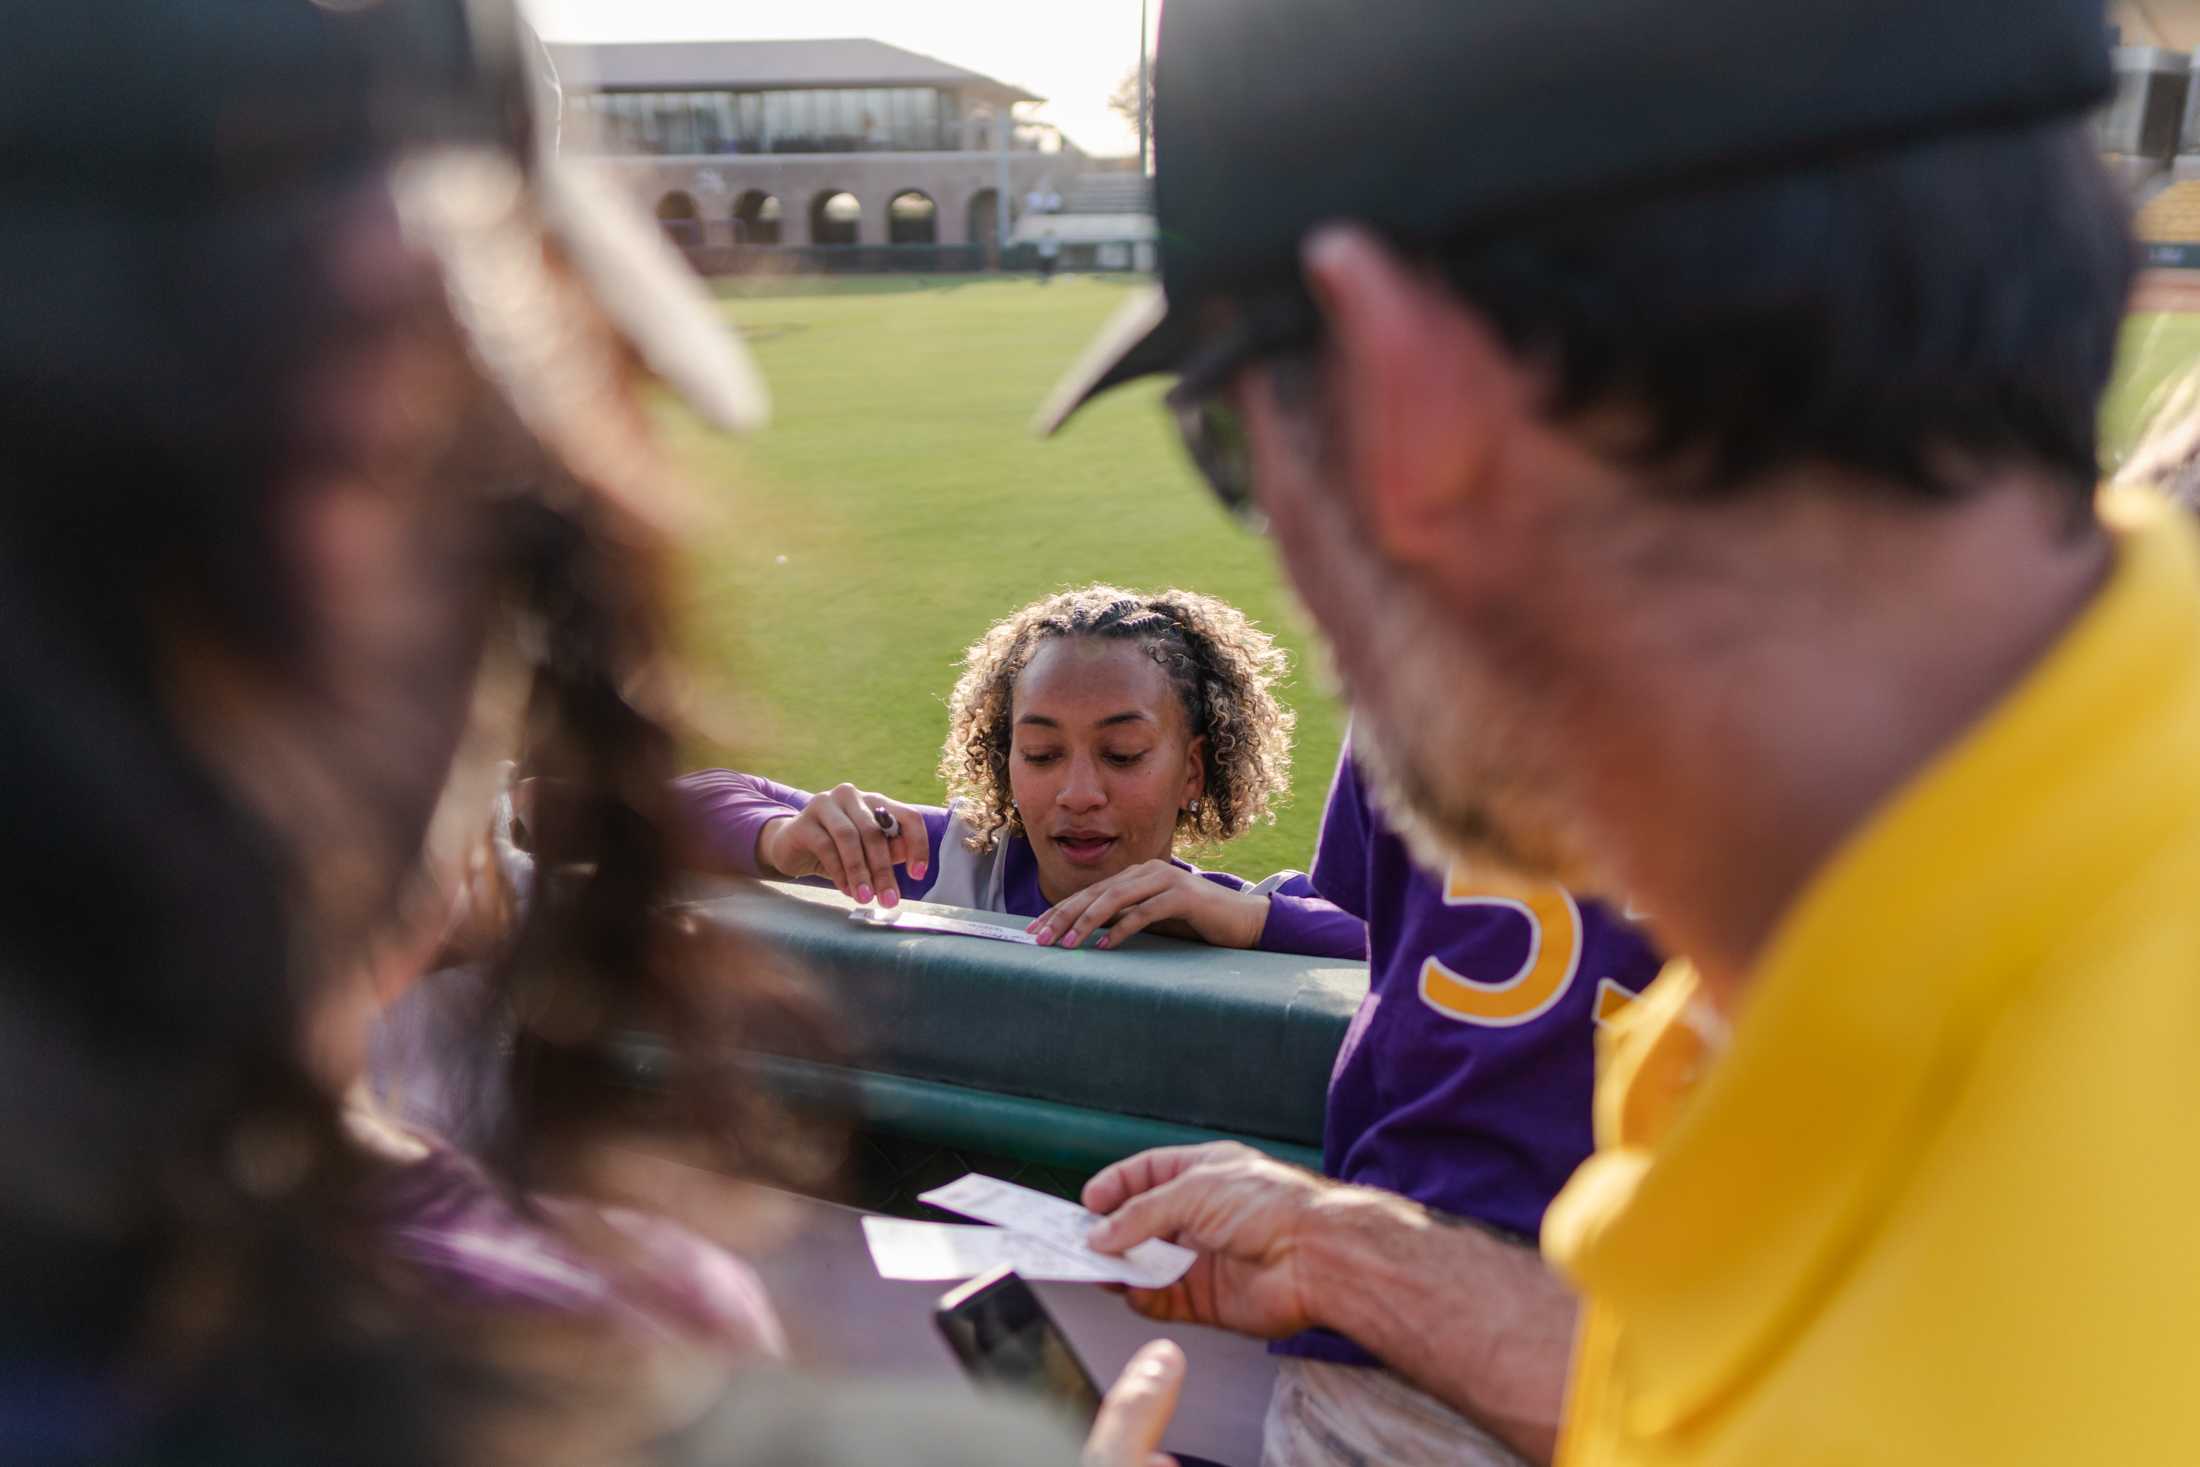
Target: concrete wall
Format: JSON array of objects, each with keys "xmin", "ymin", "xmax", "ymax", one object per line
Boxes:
[{"xmin": 590, "ymin": 151, "xmax": 1071, "ymax": 247}]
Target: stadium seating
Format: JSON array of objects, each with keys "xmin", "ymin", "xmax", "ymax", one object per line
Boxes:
[
  {"xmin": 1065, "ymin": 173, "xmax": 1154, "ymax": 215},
  {"xmin": 2136, "ymin": 178, "xmax": 2200, "ymax": 243}
]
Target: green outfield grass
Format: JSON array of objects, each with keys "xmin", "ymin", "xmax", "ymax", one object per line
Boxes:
[
  {"xmin": 661, "ymin": 276, "xmax": 2200, "ymax": 884},
  {"xmin": 663, "ymin": 274, "xmax": 1341, "ymax": 880}
]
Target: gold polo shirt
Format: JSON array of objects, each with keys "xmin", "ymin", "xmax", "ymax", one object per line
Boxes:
[{"xmin": 1543, "ymin": 494, "xmax": 2200, "ymax": 1465}]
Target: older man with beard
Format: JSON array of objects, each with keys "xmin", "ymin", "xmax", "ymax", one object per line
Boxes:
[{"xmin": 1042, "ymin": 2, "xmax": 2200, "ymax": 1465}]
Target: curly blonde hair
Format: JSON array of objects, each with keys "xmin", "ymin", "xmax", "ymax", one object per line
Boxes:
[{"xmin": 940, "ymin": 586, "xmax": 1296, "ymax": 852}]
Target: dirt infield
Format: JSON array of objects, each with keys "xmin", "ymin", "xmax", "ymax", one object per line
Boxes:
[{"xmin": 2132, "ymin": 270, "xmax": 2200, "ymax": 314}]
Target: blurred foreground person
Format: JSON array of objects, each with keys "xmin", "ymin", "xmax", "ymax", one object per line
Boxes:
[
  {"xmin": 1047, "ymin": 1, "xmax": 2199, "ymax": 1463},
  {"xmin": 0, "ymin": 2, "xmax": 1158, "ymax": 1463}
]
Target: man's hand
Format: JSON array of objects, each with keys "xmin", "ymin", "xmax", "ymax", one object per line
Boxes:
[
  {"xmin": 1082, "ymin": 1340, "xmax": 1184, "ymax": 1467},
  {"xmin": 1029, "ymin": 862, "xmax": 1269, "ymax": 950},
  {"xmin": 1083, "ymin": 1142, "xmax": 1332, "ymax": 1338},
  {"xmin": 754, "ymin": 783, "xmax": 930, "ymax": 906},
  {"xmin": 1091, "ymin": 1141, "xmax": 1575, "ymax": 1464}
]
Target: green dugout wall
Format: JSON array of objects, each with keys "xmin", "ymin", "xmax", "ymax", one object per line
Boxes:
[{"xmin": 622, "ymin": 880, "xmax": 1368, "ymax": 1211}]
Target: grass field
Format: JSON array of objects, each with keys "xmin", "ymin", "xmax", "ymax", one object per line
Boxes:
[
  {"xmin": 661, "ymin": 275, "xmax": 2200, "ymax": 883},
  {"xmin": 662, "ymin": 274, "xmax": 1340, "ymax": 879}
]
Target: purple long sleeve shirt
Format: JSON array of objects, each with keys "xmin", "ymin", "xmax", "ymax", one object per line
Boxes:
[{"xmin": 676, "ymin": 769, "xmax": 1367, "ymax": 962}]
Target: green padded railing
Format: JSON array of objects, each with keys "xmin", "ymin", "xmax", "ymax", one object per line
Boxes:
[
  {"xmin": 665, "ymin": 879, "xmax": 1366, "ymax": 1198},
  {"xmin": 749, "ymin": 1055, "xmax": 1323, "ymax": 1174}
]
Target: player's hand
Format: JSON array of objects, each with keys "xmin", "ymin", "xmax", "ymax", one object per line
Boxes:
[
  {"xmin": 1027, "ymin": 861, "xmax": 1268, "ymax": 950},
  {"xmin": 755, "ymin": 783, "xmax": 931, "ymax": 907},
  {"xmin": 1082, "ymin": 1340, "xmax": 1184, "ymax": 1467},
  {"xmin": 1084, "ymin": 1142, "xmax": 1329, "ymax": 1339}
]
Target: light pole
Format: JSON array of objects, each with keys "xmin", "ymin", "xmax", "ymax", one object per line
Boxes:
[
  {"xmin": 995, "ymin": 100, "xmax": 1012, "ymax": 260},
  {"xmin": 1138, "ymin": 0, "xmax": 1151, "ymax": 177}
]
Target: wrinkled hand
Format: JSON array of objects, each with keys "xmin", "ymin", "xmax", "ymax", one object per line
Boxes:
[
  {"xmin": 1082, "ymin": 1340, "xmax": 1184, "ymax": 1467},
  {"xmin": 1028, "ymin": 861, "xmax": 1268, "ymax": 951},
  {"xmin": 755, "ymin": 783, "xmax": 931, "ymax": 907},
  {"xmin": 1083, "ymin": 1142, "xmax": 1330, "ymax": 1338}
]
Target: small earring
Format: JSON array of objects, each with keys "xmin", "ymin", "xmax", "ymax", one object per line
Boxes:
[{"xmin": 1186, "ymin": 798, "xmax": 1202, "ymax": 816}]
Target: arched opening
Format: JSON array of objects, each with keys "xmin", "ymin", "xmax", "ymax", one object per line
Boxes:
[
  {"xmin": 887, "ymin": 190, "xmax": 938, "ymax": 245},
  {"xmin": 733, "ymin": 189, "xmax": 782, "ymax": 245},
  {"xmin": 810, "ymin": 190, "xmax": 861, "ymax": 246},
  {"xmin": 654, "ymin": 190, "xmax": 702, "ymax": 248},
  {"xmin": 966, "ymin": 189, "xmax": 1002, "ymax": 250}
]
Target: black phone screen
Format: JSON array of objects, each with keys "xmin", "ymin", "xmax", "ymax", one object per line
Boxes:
[{"xmin": 934, "ymin": 1268, "xmax": 1106, "ymax": 1427}]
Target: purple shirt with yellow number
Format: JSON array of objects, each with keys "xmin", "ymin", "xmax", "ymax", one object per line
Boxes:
[{"xmin": 1275, "ymin": 746, "xmax": 1664, "ymax": 1367}]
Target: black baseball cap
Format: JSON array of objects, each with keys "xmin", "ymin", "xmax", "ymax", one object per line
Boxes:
[
  {"xmin": 3, "ymin": 0, "xmax": 766, "ymax": 476},
  {"xmin": 1039, "ymin": 0, "xmax": 2114, "ymax": 433}
]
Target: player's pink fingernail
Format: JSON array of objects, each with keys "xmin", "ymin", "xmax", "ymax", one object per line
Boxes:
[
  {"xmin": 1095, "ymin": 934, "xmax": 1111, "ymax": 949},
  {"xmin": 911, "ymin": 861, "xmax": 928, "ymax": 879},
  {"xmin": 881, "ymin": 888, "xmax": 899, "ymax": 908},
  {"xmin": 1035, "ymin": 927, "xmax": 1053, "ymax": 946},
  {"xmin": 856, "ymin": 885, "xmax": 872, "ymax": 903}
]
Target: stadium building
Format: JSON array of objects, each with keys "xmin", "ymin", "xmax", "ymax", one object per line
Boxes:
[
  {"xmin": 2101, "ymin": 27, "xmax": 2200, "ymax": 266},
  {"xmin": 548, "ymin": 38, "xmax": 1149, "ymax": 267}
]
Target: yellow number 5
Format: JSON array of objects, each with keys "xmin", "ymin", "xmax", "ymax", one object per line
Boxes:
[{"xmin": 1418, "ymin": 864, "xmax": 1584, "ymax": 1027}]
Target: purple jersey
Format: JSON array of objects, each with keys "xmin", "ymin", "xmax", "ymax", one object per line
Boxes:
[
  {"xmin": 676, "ymin": 770, "xmax": 1367, "ymax": 961},
  {"xmin": 1276, "ymin": 747, "xmax": 1663, "ymax": 1367}
]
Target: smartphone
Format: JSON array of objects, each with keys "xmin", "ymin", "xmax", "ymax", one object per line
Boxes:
[{"xmin": 933, "ymin": 1266, "xmax": 1105, "ymax": 1428}]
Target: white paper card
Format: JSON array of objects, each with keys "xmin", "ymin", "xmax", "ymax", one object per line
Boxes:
[
  {"xmin": 917, "ymin": 1173, "xmax": 1197, "ymax": 1290},
  {"xmin": 849, "ymin": 908, "xmax": 1040, "ymax": 945},
  {"xmin": 859, "ymin": 1216, "xmax": 1129, "ymax": 1283}
]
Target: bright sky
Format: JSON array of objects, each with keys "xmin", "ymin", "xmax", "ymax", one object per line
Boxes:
[{"xmin": 522, "ymin": 0, "xmax": 1154, "ymax": 156}]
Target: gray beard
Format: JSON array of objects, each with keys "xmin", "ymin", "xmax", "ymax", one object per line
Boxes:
[
  {"xmin": 1323, "ymin": 572, "xmax": 1602, "ymax": 893},
  {"xmin": 1349, "ymin": 699, "xmax": 1598, "ymax": 890}
]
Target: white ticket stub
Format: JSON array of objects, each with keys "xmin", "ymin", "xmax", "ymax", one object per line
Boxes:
[
  {"xmin": 917, "ymin": 1173, "xmax": 1197, "ymax": 1290},
  {"xmin": 848, "ymin": 908, "xmax": 1040, "ymax": 945},
  {"xmin": 860, "ymin": 1216, "xmax": 1130, "ymax": 1283}
]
